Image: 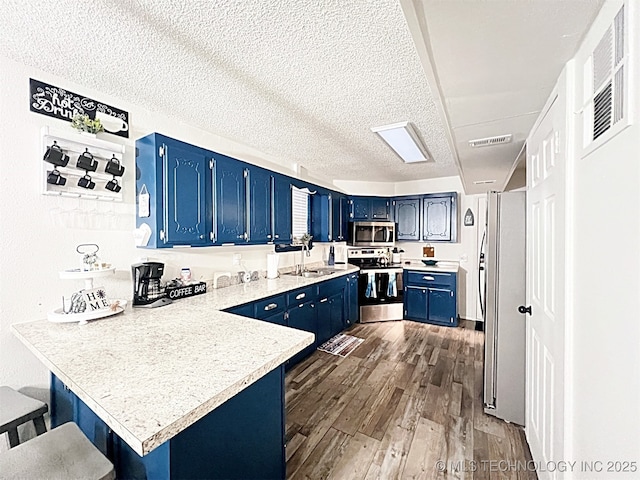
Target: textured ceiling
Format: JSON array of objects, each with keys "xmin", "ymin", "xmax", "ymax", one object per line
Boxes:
[{"xmin": 0, "ymin": 0, "xmax": 603, "ymax": 192}]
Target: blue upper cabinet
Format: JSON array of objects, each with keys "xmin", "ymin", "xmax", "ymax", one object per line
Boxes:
[
  {"xmin": 135, "ymin": 133, "xmax": 213, "ymax": 248},
  {"xmin": 395, "ymin": 197, "xmax": 421, "ymax": 241},
  {"xmin": 332, "ymin": 193, "xmax": 349, "ymax": 242},
  {"xmin": 350, "ymin": 196, "xmax": 390, "ymax": 221},
  {"xmin": 272, "ymin": 174, "xmax": 291, "ymax": 244},
  {"xmin": 351, "ymin": 196, "xmax": 370, "ymax": 220},
  {"xmin": 247, "ymin": 166, "xmax": 272, "ymax": 243},
  {"xmin": 370, "ymin": 197, "xmax": 390, "ymax": 220},
  {"xmin": 215, "ymin": 154, "xmax": 246, "ymax": 244},
  {"xmin": 422, "ymin": 192, "xmax": 457, "ymax": 242},
  {"xmin": 311, "ymin": 190, "xmax": 332, "ymax": 242}
]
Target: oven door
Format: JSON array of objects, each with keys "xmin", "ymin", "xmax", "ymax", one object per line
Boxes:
[{"xmin": 358, "ymin": 268, "xmax": 404, "ymax": 322}]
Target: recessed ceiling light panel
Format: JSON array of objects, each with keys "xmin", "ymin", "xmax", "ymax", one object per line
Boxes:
[
  {"xmin": 468, "ymin": 134, "xmax": 513, "ymax": 148},
  {"xmin": 371, "ymin": 121, "xmax": 432, "ymax": 163}
]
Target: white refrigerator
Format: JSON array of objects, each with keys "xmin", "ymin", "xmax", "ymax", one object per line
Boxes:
[{"xmin": 480, "ymin": 191, "xmax": 526, "ymax": 425}]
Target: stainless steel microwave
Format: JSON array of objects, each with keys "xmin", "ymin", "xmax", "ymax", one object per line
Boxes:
[{"xmin": 348, "ymin": 221, "xmax": 395, "ymax": 247}]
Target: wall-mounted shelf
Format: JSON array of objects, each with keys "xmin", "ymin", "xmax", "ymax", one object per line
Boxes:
[{"xmin": 41, "ymin": 126, "xmax": 126, "ymax": 201}]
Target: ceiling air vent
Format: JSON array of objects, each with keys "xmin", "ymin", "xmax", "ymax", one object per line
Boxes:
[
  {"xmin": 468, "ymin": 134, "xmax": 512, "ymax": 148},
  {"xmin": 473, "ymin": 180, "xmax": 496, "ymax": 185}
]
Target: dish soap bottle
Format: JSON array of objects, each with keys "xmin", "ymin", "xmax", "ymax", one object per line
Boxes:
[{"xmin": 328, "ymin": 244, "xmax": 335, "ymax": 266}]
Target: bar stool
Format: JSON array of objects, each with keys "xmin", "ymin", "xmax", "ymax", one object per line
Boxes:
[
  {"xmin": 0, "ymin": 422, "xmax": 115, "ymax": 480},
  {"xmin": 0, "ymin": 386, "xmax": 48, "ymax": 448}
]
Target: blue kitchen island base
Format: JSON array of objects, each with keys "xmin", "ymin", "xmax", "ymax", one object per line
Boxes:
[{"xmin": 51, "ymin": 368, "xmax": 286, "ymax": 480}]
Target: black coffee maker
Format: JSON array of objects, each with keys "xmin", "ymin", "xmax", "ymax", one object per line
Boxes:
[{"xmin": 132, "ymin": 262, "xmax": 172, "ymax": 308}]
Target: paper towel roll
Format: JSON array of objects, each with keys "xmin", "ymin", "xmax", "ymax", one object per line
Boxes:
[{"xmin": 267, "ymin": 253, "xmax": 279, "ymax": 279}]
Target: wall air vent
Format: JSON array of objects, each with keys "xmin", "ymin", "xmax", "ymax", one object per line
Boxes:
[
  {"xmin": 468, "ymin": 134, "xmax": 512, "ymax": 148},
  {"xmin": 581, "ymin": 3, "xmax": 629, "ymax": 153},
  {"xmin": 473, "ymin": 180, "xmax": 497, "ymax": 185}
]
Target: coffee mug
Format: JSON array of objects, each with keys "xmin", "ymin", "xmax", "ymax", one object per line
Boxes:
[
  {"xmin": 105, "ymin": 178, "xmax": 121, "ymax": 193},
  {"xmin": 47, "ymin": 169, "xmax": 67, "ymax": 185},
  {"xmin": 105, "ymin": 156, "xmax": 125, "ymax": 176},
  {"xmin": 77, "ymin": 151, "xmax": 98, "ymax": 172},
  {"xmin": 43, "ymin": 143, "xmax": 69, "ymax": 167},
  {"xmin": 96, "ymin": 112, "xmax": 128, "ymax": 133},
  {"xmin": 78, "ymin": 174, "xmax": 95, "ymax": 189}
]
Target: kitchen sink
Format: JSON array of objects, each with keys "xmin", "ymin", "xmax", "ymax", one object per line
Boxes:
[{"xmin": 284, "ymin": 269, "xmax": 335, "ymax": 278}]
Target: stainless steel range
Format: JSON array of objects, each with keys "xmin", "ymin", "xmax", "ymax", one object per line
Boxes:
[{"xmin": 347, "ymin": 248, "xmax": 404, "ymax": 323}]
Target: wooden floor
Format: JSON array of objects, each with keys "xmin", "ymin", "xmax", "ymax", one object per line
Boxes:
[{"xmin": 285, "ymin": 320, "xmax": 536, "ymax": 480}]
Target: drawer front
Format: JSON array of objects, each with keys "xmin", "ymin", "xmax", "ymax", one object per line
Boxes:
[
  {"xmin": 406, "ymin": 270, "xmax": 456, "ymax": 288},
  {"xmin": 254, "ymin": 294, "xmax": 286, "ymax": 319},
  {"xmin": 286, "ymin": 286, "xmax": 318, "ymax": 306}
]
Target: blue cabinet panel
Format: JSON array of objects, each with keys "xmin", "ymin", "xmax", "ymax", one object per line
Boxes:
[
  {"xmin": 346, "ymin": 272, "xmax": 359, "ymax": 326},
  {"xmin": 428, "ymin": 288, "xmax": 456, "ymax": 325},
  {"xmin": 287, "ymin": 301, "xmax": 317, "ymax": 364},
  {"xmin": 351, "ymin": 196, "xmax": 370, "ymax": 220},
  {"xmin": 51, "ymin": 368, "xmax": 286, "ymax": 480},
  {"xmin": 135, "ymin": 133, "xmax": 213, "ymax": 248},
  {"xmin": 395, "ymin": 197, "xmax": 421, "ymax": 241},
  {"xmin": 248, "ymin": 167, "xmax": 272, "ymax": 243},
  {"xmin": 316, "ymin": 297, "xmax": 332, "ymax": 345},
  {"xmin": 215, "ymin": 155, "xmax": 246, "ymax": 244},
  {"xmin": 404, "ymin": 286, "xmax": 428, "ymax": 322},
  {"xmin": 370, "ymin": 197, "xmax": 390, "ymax": 220},
  {"xmin": 311, "ymin": 192, "xmax": 332, "ymax": 242},
  {"xmin": 422, "ymin": 193, "xmax": 457, "ymax": 242},
  {"xmin": 273, "ymin": 174, "xmax": 292, "ymax": 244},
  {"xmin": 162, "ymin": 139, "xmax": 210, "ymax": 246}
]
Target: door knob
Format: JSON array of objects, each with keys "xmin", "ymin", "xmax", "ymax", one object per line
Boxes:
[{"xmin": 518, "ymin": 305, "xmax": 532, "ymax": 315}]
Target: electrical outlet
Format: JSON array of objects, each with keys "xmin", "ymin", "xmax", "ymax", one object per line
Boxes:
[
  {"xmin": 232, "ymin": 253, "xmax": 241, "ymax": 265},
  {"xmin": 460, "ymin": 254, "xmax": 468, "ymax": 263}
]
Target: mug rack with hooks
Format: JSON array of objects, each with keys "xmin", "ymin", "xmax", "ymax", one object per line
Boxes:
[{"xmin": 41, "ymin": 126, "xmax": 126, "ymax": 201}]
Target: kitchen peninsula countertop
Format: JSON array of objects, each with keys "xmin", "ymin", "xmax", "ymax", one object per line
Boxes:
[
  {"xmin": 399, "ymin": 259, "xmax": 460, "ymax": 273},
  {"xmin": 11, "ymin": 265, "xmax": 358, "ymax": 456}
]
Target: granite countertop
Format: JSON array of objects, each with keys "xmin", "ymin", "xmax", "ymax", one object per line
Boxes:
[
  {"xmin": 11, "ymin": 266, "xmax": 358, "ymax": 456},
  {"xmin": 400, "ymin": 259, "xmax": 460, "ymax": 273}
]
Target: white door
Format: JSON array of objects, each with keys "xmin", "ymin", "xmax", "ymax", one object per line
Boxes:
[{"xmin": 526, "ymin": 85, "xmax": 567, "ymax": 479}]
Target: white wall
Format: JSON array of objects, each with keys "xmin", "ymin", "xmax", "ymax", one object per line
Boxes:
[
  {"xmin": 0, "ymin": 57, "xmax": 329, "ymax": 397},
  {"xmin": 565, "ymin": 0, "xmax": 640, "ymax": 473},
  {"xmin": 337, "ymin": 176, "xmax": 484, "ymax": 321}
]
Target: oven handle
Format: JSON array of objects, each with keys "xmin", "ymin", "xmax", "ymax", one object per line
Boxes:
[{"xmin": 360, "ymin": 268, "xmax": 403, "ymax": 275}]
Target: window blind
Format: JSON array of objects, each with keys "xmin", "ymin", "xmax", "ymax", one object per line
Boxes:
[{"xmin": 291, "ymin": 186, "xmax": 310, "ymax": 240}]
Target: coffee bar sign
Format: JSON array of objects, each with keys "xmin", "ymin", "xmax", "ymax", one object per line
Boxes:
[{"xmin": 30, "ymin": 78, "xmax": 129, "ymax": 138}]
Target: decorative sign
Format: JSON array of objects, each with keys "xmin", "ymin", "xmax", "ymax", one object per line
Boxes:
[
  {"xmin": 166, "ymin": 282, "xmax": 207, "ymax": 300},
  {"xmin": 29, "ymin": 78, "xmax": 130, "ymax": 138},
  {"xmin": 82, "ymin": 287, "xmax": 111, "ymax": 312},
  {"xmin": 464, "ymin": 208, "xmax": 475, "ymax": 226}
]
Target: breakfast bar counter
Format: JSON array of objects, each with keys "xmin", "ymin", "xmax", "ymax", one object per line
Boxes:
[{"xmin": 11, "ymin": 286, "xmax": 322, "ymax": 479}]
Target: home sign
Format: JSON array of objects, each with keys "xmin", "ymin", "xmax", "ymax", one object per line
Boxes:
[{"xmin": 29, "ymin": 78, "xmax": 130, "ymax": 138}]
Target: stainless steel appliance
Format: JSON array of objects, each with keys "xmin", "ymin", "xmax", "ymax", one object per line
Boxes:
[
  {"xmin": 348, "ymin": 221, "xmax": 395, "ymax": 247},
  {"xmin": 132, "ymin": 262, "xmax": 173, "ymax": 308},
  {"xmin": 481, "ymin": 191, "xmax": 526, "ymax": 425},
  {"xmin": 347, "ymin": 248, "xmax": 403, "ymax": 322}
]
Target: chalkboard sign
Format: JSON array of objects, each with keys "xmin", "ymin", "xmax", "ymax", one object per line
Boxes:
[{"xmin": 29, "ymin": 78, "xmax": 130, "ymax": 138}]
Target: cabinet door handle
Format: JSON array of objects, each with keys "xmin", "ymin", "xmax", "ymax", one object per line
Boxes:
[
  {"xmin": 320, "ymin": 298, "xmax": 328, "ymax": 303},
  {"xmin": 295, "ymin": 293, "xmax": 306, "ymax": 300},
  {"xmin": 423, "ymin": 276, "xmax": 435, "ymax": 281},
  {"xmin": 264, "ymin": 303, "xmax": 278, "ymax": 311},
  {"xmin": 267, "ymin": 234, "xmax": 272, "ymax": 239},
  {"xmin": 275, "ymin": 234, "xmax": 279, "ymax": 239}
]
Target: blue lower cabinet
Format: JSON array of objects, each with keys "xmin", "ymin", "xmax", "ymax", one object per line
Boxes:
[
  {"xmin": 50, "ymin": 373, "xmax": 75, "ymax": 428},
  {"xmin": 286, "ymin": 301, "xmax": 317, "ymax": 366},
  {"xmin": 404, "ymin": 286, "xmax": 428, "ymax": 322},
  {"xmin": 345, "ymin": 273, "xmax": 359, "ymax": 326},
  {"xmin": 403, "ymin": 270, "xmax": 458, "ymax": 326},
  {"xmin": 52, "ymin": 368, "xmax": 286, "ymax": 480},
  {"xmin": 316, "ymin": 296, "xmax": 332, "ymax": 345},
  {"xmin": 328, "ymin": 292, "xmax": 344, "ymax": 337}
]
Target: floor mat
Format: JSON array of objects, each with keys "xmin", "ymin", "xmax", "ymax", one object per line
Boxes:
[{"xmin": 317, "ymin": 334, "xmax": 364, "ymax": 357}]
